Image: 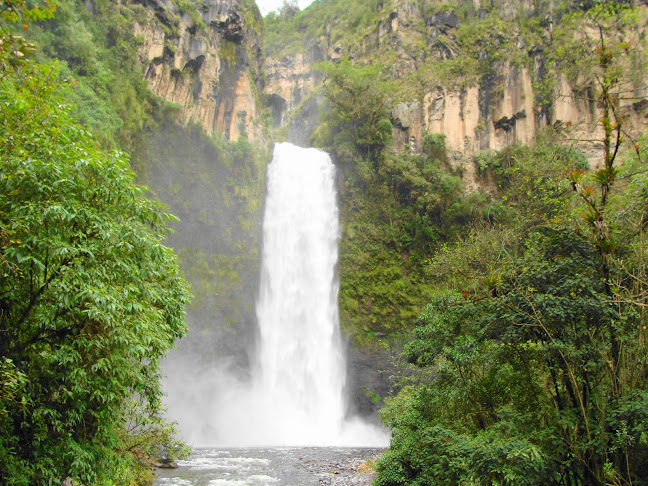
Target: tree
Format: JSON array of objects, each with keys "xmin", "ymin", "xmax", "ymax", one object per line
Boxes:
[
  {"xmin": 375, "ymin": 4, "xmax": 648, "ymax": 485},
  {"xmin": 377, "ymin": 228, "xmax": 648, "ymax": 485},
  {"xmin": 0, "ymin": 59, "xmax": 191, "ymax": 484},
  {"xmin": 560, "ymin": 3, "xmax": 647, "ymax": 390},
  {"xmin": 0, "ymin": 0, "xmax": 57, "ymax": 73},
  {"xmin": 278, "ymin": 0, "xmax": 300, "ymax": 17},
  {"xmin": 315, "ymin": 57, "xmax": 393, "ymax": 162}
]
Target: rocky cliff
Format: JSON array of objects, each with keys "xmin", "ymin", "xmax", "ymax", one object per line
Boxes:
[
  {"xmin": 132, "ymin": 0, "xmax": 264, "ymax": 141},
  {"xmin": 264, "ymin": 0, "xmax": 648, "ymax": 175}
]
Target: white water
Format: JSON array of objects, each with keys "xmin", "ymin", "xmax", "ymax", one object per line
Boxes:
[
  {"xmin": 255, "ymin": 142, "xmax": 345, "ymax": 441},
  {"xmin": 205, "ymin": 143, "xmax": 387, "ymax": 447},
  {"xmin": 155, "ymin": 447, "xmax": 383, "ymax": 486}
]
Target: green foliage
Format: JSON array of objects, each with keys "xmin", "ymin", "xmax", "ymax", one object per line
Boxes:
[
  {"xmin": 421, "ymin": 133, "xmax": 447, "ymax": 164},
  {"xmin": 472, "ymin": 135, "xmax": 590, "ymax": 230},
  {"xmin": 378, "ymin": 226, "xmax": 648, "ymax": 485},
  {"xmin": 316, "ymin": 58, "xmax": 393, "ymax": 161},
  {"xmin": 376, "ymin": 5, "xmax": 648, "ymax": 479},
  {"xmin": 454, "ymin": 16, "xmax": 518, "ymax": 69},
  {"xmin": 336, "ymin": 145, "xmax": 443, "ymax": 346},
  {"xmin": 239, "ymin": 0, "xmax": 264, "ymax": 39},
  {"xmin": 0, "ymin": 358, "xmax": 26, "ymax": 417},
  {"xmin": 176, "ymin": 0, "xmax": 207, "ymax": 33},
  {"xmin": 19, "ymin": 0, "xmax": 170, "ymax": 152},
  {"xmin": 0, "ymin": 61, "xmax": 191, "ymax": 485},
  {"xmin": 335, "ymin": 134, "xmax": 504, "ymax": 345},
  {"xmin": 0, "ymin": 0, "xmax": 57, "ymax": 73},
  {"xmin": 264, "ymin": 0, "xmax": 386, "ymax": 59},
  {"xmin": 380, "ymin": 152, "xmax": 461, "ymax": 232}
]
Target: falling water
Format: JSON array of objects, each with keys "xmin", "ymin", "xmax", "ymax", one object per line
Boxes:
[
  {"xmin": 254, "ymin": 142, "xmax": 345, "ymax": 444},
  {"xmin": 204, "ymin": 143, "xmax": 387, "ymax": 447}
]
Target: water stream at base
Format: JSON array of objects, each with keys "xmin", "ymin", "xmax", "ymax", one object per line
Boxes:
[{"xmin": 155, "ymin": 447, "xmax": 382, "ymax": 486}]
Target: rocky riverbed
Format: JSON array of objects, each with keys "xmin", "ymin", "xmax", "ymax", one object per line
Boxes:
[
  {"xmin": 294, "ymin": 448, "xmax": 380, "ymax": 486},
  {"xmin": 155, "ymin": 447, "xmax": 383, "ymax": 486}
]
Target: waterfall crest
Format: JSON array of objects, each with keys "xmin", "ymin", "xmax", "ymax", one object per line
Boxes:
[{"xmin": 208, "ymin": 143, "xmax": 387, "ymax": 446}]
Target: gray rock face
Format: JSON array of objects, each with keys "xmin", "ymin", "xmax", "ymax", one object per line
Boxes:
[
  {"xmin": 427, "ymin": 11, "xmax": 460, "ymax": 30},
  {"xmin": 346, "ymin": 346, "xmax": 396, "ymax": 419},
  {"xmin": 286, "ymin": 94, "xmax": 322, "ymax": 147},
  {"xmin": 203, "ymin": 0, "xmax": 242, "ymax": 23},
  {"xmin": 132, "ymin": 0, "xmax": 178, "ymax": 26}
]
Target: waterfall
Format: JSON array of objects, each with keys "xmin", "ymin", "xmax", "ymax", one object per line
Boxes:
[
  {"xmin": 207, "ymin": 143, "xmax": 387, "ymax": 447},
  {"xmin": 255, "ymin": 142, "xmax": 345, "ymax": 443}
]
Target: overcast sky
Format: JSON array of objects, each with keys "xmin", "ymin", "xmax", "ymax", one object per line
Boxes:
[{"xmin": 255, "ymin": 0, "xmax": 316, "ymax": 15}]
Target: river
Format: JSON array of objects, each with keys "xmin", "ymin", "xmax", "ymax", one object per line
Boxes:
[{"xmin": 154, "ymin": 447, "xmax": 383, "ymax": 486}]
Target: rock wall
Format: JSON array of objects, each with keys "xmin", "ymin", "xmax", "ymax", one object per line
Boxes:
[
  {"xmin": 264, "ymin": 0, "xmax": 648, "ymax": 171},
  {"xmin": 123, "ymin": 0, "xmax": 268, "ymax": 425},
  {"xmin": 132, "ymin": 0, "xmax": 264, "ymax": 141},
  {"xmin": 392, "ymin": 63, "xmax": 537, "ymax": 159},
  {"xmin": 262, "ymin": 1, "xmax": 544, "ymax": 154},
  {"xmin": 264, "ymin": 45, "xmax": 326, "ymax": 129}
]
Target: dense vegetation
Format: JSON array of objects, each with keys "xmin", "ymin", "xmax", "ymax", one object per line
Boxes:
[
  {"xmin": 366, "ymin": 4, "xmax": 648, "ymax": 485},
  {"xmin": 0, "ymin": 2, "xmax": 192, "ymax": 484},
  {"xmin": 0, "ymin": 0, "xmax": 270, "ymax": 481},
  {"xmin": 264, "ymin": 0, "xmax": 388, "ymax": 58},
  {"xmin": 22, "ymin": 0, "xmax": 160, "ymax": 152},
  {"xmin": 374, "ymin": 124, "xmax": 648, "ymax": 484},
  {"xmin": 375, "ymin": 144, "xmax": 648, "ymax": 484}
]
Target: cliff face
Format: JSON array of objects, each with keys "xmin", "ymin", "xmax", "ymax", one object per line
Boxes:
[
  {"xmin": 264, "ymin": 0, "xmax": 648, "ymax": 173},
  {"xmin": 375, "ymin": 0, "xmax": 542, "ymax": 159},
  {"xmin": 118, "ymin": 0, "xmax": 267, "ymax": 405},
  {"xmin": 126, "ymin": 0, "xmax": 647, "ymax": 164},
  {"xmin": 132, "ymin": 0, "xmax": 264, "ymax": 141},
  {"xmin": 265, "ymin": 50, "xmax": 323, "ymax": 127}
]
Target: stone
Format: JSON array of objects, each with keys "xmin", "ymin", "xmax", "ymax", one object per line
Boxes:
[
  {"xmin": 427, "ymin": 11, "xmax": 459, "ymax": 30},
  {"xmin": 133, "ymin": 0, "xmax": 263, "ymax": 141}
]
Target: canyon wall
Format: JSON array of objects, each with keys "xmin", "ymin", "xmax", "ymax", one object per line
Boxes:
[
  {"xmin": 131, "ymin": 0, "xmax": 264, "ymax": 141},
  {"xmin": 264, "ymin": 0, "xmax": 648, "ymax": 175}
]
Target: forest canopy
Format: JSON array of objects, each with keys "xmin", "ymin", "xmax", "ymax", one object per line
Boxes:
[{"xmin": 0, "ymin": 2, "xmax": 191, "ymax": 484}]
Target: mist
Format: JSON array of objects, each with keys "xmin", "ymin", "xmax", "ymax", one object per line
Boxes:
[{"xmin": 142, "ymin": 131, "xmax": 387, "ymax": 447}]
